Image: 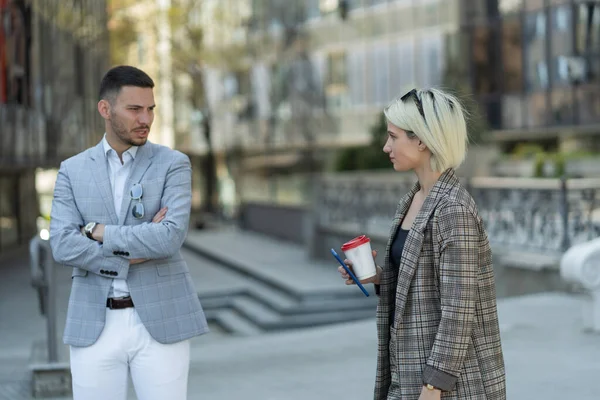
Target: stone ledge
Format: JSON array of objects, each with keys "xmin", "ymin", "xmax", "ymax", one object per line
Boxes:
[{"xmin": 29, "ymin": 363, "xmax": 71, "ymax": 399}]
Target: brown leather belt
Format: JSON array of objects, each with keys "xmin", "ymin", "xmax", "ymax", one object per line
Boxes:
[{"xmin": 106, "ymin": 296, "xmax": 134, "ymax": 309}]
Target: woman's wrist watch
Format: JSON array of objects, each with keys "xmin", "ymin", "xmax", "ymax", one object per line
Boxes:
[{"xmin": 426, "ymin": 383, "xmax": 437, "ymax": 391}]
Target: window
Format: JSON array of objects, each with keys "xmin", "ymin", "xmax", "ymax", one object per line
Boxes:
[
  {"xmin": 326, "ymin": 51, "xmax": 347, "ymax": 86},
  {"xmin": 577, "ymin": 80, "xmax": 600, "ymax": 124},
  {"xmin": 499, "ymin": 0, "xmax": 523, "ymax": 15},
  {"xmin": 324, "ymin": 51, "xmax": 350, "ymax": 110},
  {"xmin": 502, "ymin": 95, "xmax": 525, "ymax": 128},
  {"xmin": 525, "ymin": 10, "xmax": 549, "ymax": 90},
  {"xmin": 472, "ymin": 24, "xmax": 497, "ymax": 94},
  {"xmin": 372, "ymin": 43, "xmax": 390, "ymax": 105},
  {"xmin": 389, "ymin": 38, "xmax": 415, "ymax": 96},
  {"xmin": 550, "ymin": 5, "xmax": 574, "ymax": 87},
  {"xmin": 525, "ymin": 92, "xmax": 548, "ymax": 127},
  {"xmin": 525, "ymin": 0, "xmax": 545, "ymax": 12},
  {"xmin": 137, "ymin": 36, "xmax": 145, "ymax": 65},
  {"xmin": 310, "ymin": 53, "xmax": 326, "ymax": 90},
  {"xmin": 576, "ymin": 2, "xmax": 600, "ymax": 56},
  {"xmin": 502, "ymin": 16, "xmax": 524, "ymax": 92},
  {"xmin": 418, "ymin": 33, "xmax": 444, "ymax": 87},
  {"xmin": 347, "ymin": 0, "xmax": 365, "ymax": 10},
  {"xmin": 443, "ymin": 30, "xmax": 470, "ymax": 88},
  {"xmin": 306, "ymin": 0, "xmax": 321, "ymax": 20},
  {"xmin": 551, "ymin": 89, "xmax": 575, "ymax": 125},
  {"xmin": 347, "ymin": 49, "xmax": 366, "ymax": 106}
]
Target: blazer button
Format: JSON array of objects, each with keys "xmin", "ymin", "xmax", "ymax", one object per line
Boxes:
[
  {"xmin": 100, "ymin": 269, "xmax": 106, "ymax": 274},
  {"xmin": 125, "ymin": 252, "xmax": 130, "ymax": 256},
  {"xmin": 113, "ymin": 251, "xmax": 118, "ymax": 255},
  {"xmin": 111, "ymin": 271, "xmax": 118, "ymax": 276}
]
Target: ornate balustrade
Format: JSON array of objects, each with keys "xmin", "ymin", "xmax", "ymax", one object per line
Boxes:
[{"xmin": 312, "ymin": 174, "xmax": 600, "ymax": 263}]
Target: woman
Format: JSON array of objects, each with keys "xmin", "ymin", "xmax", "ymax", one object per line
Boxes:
[{"xmin": 338, "ymin": 88, "xmax": 506, "ymax": 400}]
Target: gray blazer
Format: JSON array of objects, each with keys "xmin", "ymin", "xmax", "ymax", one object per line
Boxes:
[
  {"xmin": 50, "ymin": 140, "xmax": 209, "ymax": 347},
  {"xmin": 375, "ymin": 169, "xmax": 506, "ymax": 400}
]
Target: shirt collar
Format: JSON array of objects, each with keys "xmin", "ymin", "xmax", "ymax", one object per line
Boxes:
[{"xmin": 102, "ymin": 134, "xmax": 139, "ymax": 160}]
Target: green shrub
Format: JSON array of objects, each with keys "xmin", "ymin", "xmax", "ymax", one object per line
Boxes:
[{"xmin": 334, "ymin": 112, "xmax": 390, "ymax": 171}]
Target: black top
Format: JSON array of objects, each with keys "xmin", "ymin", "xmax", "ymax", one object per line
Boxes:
[
  {"xmin": 390, "ymin": 227, "xmax": 410, "ymax": 268},
  {"xmin": 390, "ymin": 226, "xmax": 409, "ymax": 326}
]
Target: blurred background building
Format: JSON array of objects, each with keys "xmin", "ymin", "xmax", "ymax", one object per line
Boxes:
[
  {"xmin": 1, "ymin": 0, "xmax": 599, "ymax": 254},
  {"xmin": 0, "ymin": 0, "xmax": 109, "ymax": 253},
  {"xmin": 203, "ymin": 0, "xmax": 465, "ymax": 207},
  {"xmin": 462, "ymin": 0, "xmax": 600, "ymax": 152}
]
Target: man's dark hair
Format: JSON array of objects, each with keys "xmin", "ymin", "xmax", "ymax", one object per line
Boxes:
[{"xmin": 99, "ymin": 65, "xmax": 154, "ymax": 103}]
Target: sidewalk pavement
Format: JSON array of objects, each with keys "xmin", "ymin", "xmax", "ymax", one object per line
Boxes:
[{"xmin": 0, "ymin": 227, "xmax": 599, "ymax": 399}]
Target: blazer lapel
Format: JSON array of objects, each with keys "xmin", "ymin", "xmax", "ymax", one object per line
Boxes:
[
  {"xmin": 118, "ymin": 142, "xmax": 154, "ymax": 224},
  {"xmin": 89, "ymin": 141, "xmax": 118, "ymax": 225},
  {"xmin": 391, "ymin": 169, "xmax": 460, "ymax": 322}
]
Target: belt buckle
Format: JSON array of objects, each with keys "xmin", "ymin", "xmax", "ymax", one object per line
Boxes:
[{"xmin": 107, "ymin": 298, "xmax": 114, "ymax": 309}]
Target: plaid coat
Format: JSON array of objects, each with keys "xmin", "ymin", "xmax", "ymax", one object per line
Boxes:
[{"xmin": 374, "ymin": 169, "xmax": 506, "ymax": 400}]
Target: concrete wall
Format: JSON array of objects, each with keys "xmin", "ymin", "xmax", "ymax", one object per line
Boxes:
[{"xmin": 239, "ymin": 202, "xmax": 310, "ymax": 245}]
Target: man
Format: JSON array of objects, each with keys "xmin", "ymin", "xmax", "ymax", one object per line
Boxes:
[{"xmin": 50, "ymin": 65, "xmax": 208, "ymax": 400}]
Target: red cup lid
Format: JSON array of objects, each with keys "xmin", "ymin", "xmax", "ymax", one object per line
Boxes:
[{"xmin": 341, "ymin": 235, "xmax": 370, "ymax": 251}]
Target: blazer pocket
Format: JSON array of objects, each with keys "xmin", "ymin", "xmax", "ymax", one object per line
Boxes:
[
  {"xmin": 71, "ymin": 268, "xmax": 88, "ymax": 278},
  {"xmin": 156, "ymin": 262, "xmax": 188, "ymax": 276}
]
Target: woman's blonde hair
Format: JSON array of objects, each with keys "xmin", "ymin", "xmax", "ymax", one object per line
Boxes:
[{"xmin": 383, "ymin": 88, "xmax": 468, "ymax": 172}]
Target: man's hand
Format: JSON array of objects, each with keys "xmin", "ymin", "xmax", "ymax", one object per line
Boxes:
[
  {"xmin": 92, "ymin": 223, "xmax": 105, "ymax": 243},
  {"xmin": 127, "ymin": 207, "xmax": 168, "ymax": 265},
  {"xmin": 418, "ymin": 386, "xmax": 441, "ymax": 400},
  {"xmin": 90, "ymin": 207, "xmax": 168, "ymax": 243}
]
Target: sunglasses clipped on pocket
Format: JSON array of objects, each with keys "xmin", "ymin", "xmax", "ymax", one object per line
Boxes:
[{"xmin": 130, "ymin": 183, "xmax": 144, "ymax": 219}]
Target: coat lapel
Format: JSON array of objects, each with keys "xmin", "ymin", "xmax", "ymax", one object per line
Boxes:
[
  {"xmin": 89, "ymin": 141, "xmax": 118, "ymax": 225},
  {"xmin": 118, "ymin": 142, "xmax": 154, "ymax": 224},
  {"xmin": 390, "ymin": 169, "xmax": 460, "ymax": 323}
]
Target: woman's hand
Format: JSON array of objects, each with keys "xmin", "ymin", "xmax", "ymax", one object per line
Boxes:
[
  {"xmin": 418, "ymin": 386, "xmax": 441, "ymax": 400},
  {"xmin": 337, "ymin": 250, "xmax": 382, "ymax": 285}
]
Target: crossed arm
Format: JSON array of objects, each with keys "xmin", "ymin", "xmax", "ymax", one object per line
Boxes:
[{"xmin": 49, "ymin": 153, "xmax": 192, "ymax": 278}]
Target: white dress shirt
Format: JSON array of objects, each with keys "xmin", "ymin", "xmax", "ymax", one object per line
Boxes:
[{"xmin": 102, "ymin": 135, "xmax": 139, "ymax": 298}]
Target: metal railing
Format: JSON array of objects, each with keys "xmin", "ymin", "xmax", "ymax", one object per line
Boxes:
[
  {"xmin": 29, "ymin": 235, "xmax": 58, "ymax": 363},
  {"xmin": 314, "ymin": 174, "xmax": 600, "ymax": 257}
]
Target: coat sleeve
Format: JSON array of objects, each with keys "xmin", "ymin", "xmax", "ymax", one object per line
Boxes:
[
  {"xmin": 422, "ymin": 203, "xmax": 480, "ymax": 391},
  {"xmin": 49, "ymin": 161, "xmax": 130, "ymax": 277},
  {"xmin": 102, "ymin": 152, "xmax": 191, "ymax": 260}
]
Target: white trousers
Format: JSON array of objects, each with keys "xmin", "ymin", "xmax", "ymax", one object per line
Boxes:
[{"xmin": 70, "ymin": 307, "xmax": 190, "ymax": 400}]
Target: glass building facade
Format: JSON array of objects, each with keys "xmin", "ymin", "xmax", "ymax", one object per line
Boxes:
[
  {"xmin": 0, "ymin": 0, "xmax": 109, "ymax": 252},
  {"xmin": 461, "ymin": 0, "xmax": 600, "ymax": 138}
]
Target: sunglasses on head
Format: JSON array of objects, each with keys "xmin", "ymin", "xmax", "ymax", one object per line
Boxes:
[
  {"xmin": 400, "ymin": 88, "xmax": 426, "ymax": 122},
  {"xmin": 130, "ymin": 183, "xmax": 144, "ymax": 219}
]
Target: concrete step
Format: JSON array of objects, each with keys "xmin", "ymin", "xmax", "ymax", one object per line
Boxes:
[
  {"xmin": 267, "ymin": 309, "xmax": 376, "ymax": 331},
  {"xmin": 232, "ymin": 295, "xmax": 282, "ymax": 327},
  {"xmin": 292, "ymin": 296, "xmax": 377, "ymax": 315},
  {"xmin": 200, "ymin": 283, "xmax": 376, "ymax": 312},
  {"xmin": 205, "ymin": 309, "xmax": 263, "ymax": 336},
  {"xmin": 202, "ymin": 289, "xmax": 377, "ymax": 334}
]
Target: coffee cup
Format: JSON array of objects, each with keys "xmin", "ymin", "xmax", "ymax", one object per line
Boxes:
[{"xmin": 341, "ymin": 235, "xmax": 376, "ymax": 280}]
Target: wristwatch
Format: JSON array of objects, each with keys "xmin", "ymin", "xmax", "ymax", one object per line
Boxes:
[
  {"xmin": 84, "ymin": 222, "xmax": 97, "ymax": 240},
  {"xmin": 426, "ymin": 384, "xmax": 437, "ymax": 391}
]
